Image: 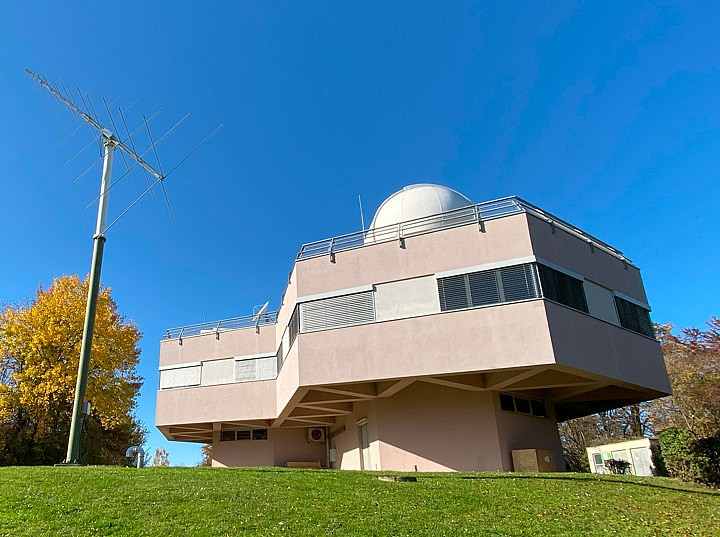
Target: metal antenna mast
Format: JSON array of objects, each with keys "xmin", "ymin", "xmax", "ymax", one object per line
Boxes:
[{"xmin": 26, "ymin": 69, "xmax": 218, "ymax": 464}]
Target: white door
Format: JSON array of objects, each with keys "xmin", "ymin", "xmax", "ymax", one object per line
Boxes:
[
  {"xmin": 630, "ymin": 447, "xmax": 654, "ymax": 476},
  {"xmin": 360, "ymin": 424, "xmax": 371, "ymax": 470}
]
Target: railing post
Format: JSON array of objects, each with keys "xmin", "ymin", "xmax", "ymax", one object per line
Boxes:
[
  {"xmin": 328, "ymin": 238, "xmax": 335, "ymax": 263},
  {"xmin": 475, "ymin": 205, "xmax": 485, "ymax": 233}
]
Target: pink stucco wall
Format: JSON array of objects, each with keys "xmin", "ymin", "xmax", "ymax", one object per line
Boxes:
[
  {"xmin": 544, "ymin": 301, "xmax": 670, "ymax": 393},
  {"xmin": 156, "ymin": 380, "xmax": 277, "ymax": 426},
  {"xmin": 294, "ymin": 300, "xmax": 555, "ymax": 389},
  {"xmin": 328, "ymin": 383, "xmax": 560, "ymax": 472},
  {"xmin": 159, "ymin": 323, "xmax": 276, "ymax": 367},
  {"xmin": 526, "ymin": 215, "xmax": 647, "ymax": 302},
  {"xmin": 375, "ymin": 383, "xmax": 505, "ymax": 471},
  {"xmin": 295, "ymin": 214, "xmax": 533, "ymax": 298}
]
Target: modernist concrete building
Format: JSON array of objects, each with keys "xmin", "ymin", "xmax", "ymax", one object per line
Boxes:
[{"xmin": 156, "ymin": 184, "xmax": 671, "ymax": 471}]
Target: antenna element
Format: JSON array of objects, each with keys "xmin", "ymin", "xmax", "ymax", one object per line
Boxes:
[{"xmin": 26, "ymin": 69, "xmax": 190, "ymax": 465}]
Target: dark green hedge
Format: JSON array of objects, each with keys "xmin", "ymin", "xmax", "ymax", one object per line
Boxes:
[{"xmin": 657, "ymin": 428, "xmax": 720, "ymax": 486}]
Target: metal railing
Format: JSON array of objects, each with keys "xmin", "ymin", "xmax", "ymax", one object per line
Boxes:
[
  {"xmin": 296, "ymin": 196, "xmax": 628, "ymax": 263},
  {"xmin": 164, "ymin": 311, "xmax": 278, "ymax": 340},
  {"xmin": 164, "ymin": 196, "xmax": 629, "ymax": 341}
]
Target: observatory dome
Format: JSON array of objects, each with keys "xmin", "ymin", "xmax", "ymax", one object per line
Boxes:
[{"xmin": 368, "ymin": 184, "xmax": 473, "ymax": 230}]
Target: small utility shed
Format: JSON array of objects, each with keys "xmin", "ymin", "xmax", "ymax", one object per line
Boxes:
[{"xmin": 586, "ymin": 438, "xmax": 658, "ymax": 476}]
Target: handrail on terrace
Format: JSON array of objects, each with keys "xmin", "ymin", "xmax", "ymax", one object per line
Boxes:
[
  {"xmin": 164, "ymin": 311, "xmax": 278, "ymax": 340},
  {"xmin": 296, "ymin": 195, "xmax": 629, "ymax": 264},
  {"xmin": 164, "ymin": 196, "xmax": 629, "ymax": 341}
]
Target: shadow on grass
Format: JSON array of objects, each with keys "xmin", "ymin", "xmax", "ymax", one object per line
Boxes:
[{"xmin": 450, "ymin": 473, "xmax": 720, "ymax": 497}]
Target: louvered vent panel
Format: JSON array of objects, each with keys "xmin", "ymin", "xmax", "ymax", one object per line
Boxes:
[
  {"xmin": 438, "ymin": 275, "xmax": 470, "ymax": 311},
  {"xmin": 500, "ymin": 264, "xmax": 539, "ymax": 302},
  {"xmin": 300, "ymin": 291, "xmax": 375, "ymax": 333},
  {"xmin": 468, "ymin": 271, "xmax": 500, "ymax": 306}
]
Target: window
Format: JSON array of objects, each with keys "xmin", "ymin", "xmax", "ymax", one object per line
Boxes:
[
  {"xmin": 499, "ymin": 394, "xmax": 546, "ymax": 417},
  {"xmin": 300, "ymin": 290, "xmax": 375, "ymax": 333},
  {"xmin": 614, "ymin": 296, "xmax": 654, "ymax": 338},
  {"xmin": 499, "ymin": 393, "xmax": 515, "ymax": 412},
  {"xmin": 537, "ymin": 264, "xmax": 588, "ymax": 313},
  {"xmin": 289, "ymin": 305, "xmax": 300, "ymax": 345},
  {"xmin": 220, "ymin": 429, "xmax": 268, "ymax": 442},
  {"xmin": 438, "ymin": 263, "xmax": 540, "ymax": 312}
]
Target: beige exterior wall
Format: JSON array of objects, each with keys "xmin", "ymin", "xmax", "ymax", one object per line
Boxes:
[
  {"xmin": 156, "ymin": 379, "xmax": 277, "ymax": 426},
  {"xmin": 526, "ymin": 215, "xmax": 647, "ymax": 302},
  {"xmin": 295, "ymin": 300, "xmax": 556, "ymax": 387},
  {"xmin": 295, "ymin": 214, "xmax": 533, "ymax": 297},
  {"xmin": 545, "ymin": 301, "xmax": 669, "ymax": 392},
  {"xmin": 159, "ymin": 323, "xmax": 276, "ymax": 367},
  {"xmin": 374, "ymin": 384, "xmax": 504, "ymax": 472}
]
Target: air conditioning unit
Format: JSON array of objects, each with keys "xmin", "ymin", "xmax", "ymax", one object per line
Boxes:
[{"xmin": 307, "ymin": 427, "xmax": 326, "ymax": 443}]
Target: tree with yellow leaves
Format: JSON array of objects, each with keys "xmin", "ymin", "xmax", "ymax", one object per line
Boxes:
[{"xmin": 0, "ymin": 275, "xmax": 144, "ymax": 465}]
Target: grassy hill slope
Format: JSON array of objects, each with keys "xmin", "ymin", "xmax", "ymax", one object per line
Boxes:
[{"xmin": 0, "ymin": 467, "xmax": 717, "ymax": 536}]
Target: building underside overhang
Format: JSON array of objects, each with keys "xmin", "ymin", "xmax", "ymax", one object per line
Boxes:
[{"xmin": 158, "ymin": 363, "xmax": 667, "ymax": 442}]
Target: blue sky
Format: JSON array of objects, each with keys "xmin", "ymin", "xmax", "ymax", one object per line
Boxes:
[{"xmin": 1, "ymin": 2, "xmax": 718, "ymax": 466}]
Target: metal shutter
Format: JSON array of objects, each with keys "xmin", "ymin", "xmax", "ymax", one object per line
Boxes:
[
  {"xmin": 300, "ymin": 291, "xmax": 375, "ymax": 333},
  {"xmin": 438, "ymin": 274, "xmax": 470, "ymax": 311},
  {"xmin": 499, "ymin": 264, "xmax": 539, "ymax": 302},
  {"xmin": 468, "ymin": 271, "xmax": 500, "ymax": 306},
  {"xmin": 289, "ymin": 306, "xmax": 300, "ymax": 345},
  {"xmin": 537, "ymin": 264, "xmax": 588, "ymax": 312},
  {"xmin": 614, "ymin": 296, "xmax": 654, "ymax": 337}
]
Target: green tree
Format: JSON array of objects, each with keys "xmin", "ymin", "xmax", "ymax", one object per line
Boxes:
[{"xmin": 0, "ymin": 275, "xmax": 144, "ymax": 465}]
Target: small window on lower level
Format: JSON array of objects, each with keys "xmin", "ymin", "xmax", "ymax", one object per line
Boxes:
[
  {"xmin": 530, "ymin": 399, "xmax": 547, "ymax": 417},
  {"xmin": 514, "ymin": 398, "xmax": 531, "ymax": 414},
  {"xmin": 499, "ymin": 394, "xmax": 515, "ymax": 412},
  {"xmin": 220, "ymin": 429, "xmax": 269, "ymax": 442},
  {"xmin": 499, "ymin": 394, "xmax": 547, "ymax": 418}
]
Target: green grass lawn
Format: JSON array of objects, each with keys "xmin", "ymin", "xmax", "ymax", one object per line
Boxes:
[{"xmin": 0, "ymin": 467, "xmax": 717, "ymax": 536}]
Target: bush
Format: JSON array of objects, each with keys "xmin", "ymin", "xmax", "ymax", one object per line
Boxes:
[{"xmin": 658, "ymin": 428, "xmax": 720, "ymax": 486}]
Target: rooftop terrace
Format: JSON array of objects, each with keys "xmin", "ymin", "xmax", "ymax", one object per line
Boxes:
[{"xmin": 163, "ymin": 196, "xmax": 629, "ymax": 340}]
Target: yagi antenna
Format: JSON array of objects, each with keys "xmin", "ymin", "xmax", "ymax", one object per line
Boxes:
[{"xmin": 26, "ymin": 69, "xmax": 222, "ymax": 465}]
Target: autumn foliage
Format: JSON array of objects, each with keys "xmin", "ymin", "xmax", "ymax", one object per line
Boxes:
[{"xmin": 0, "ymin": 275, "xmax": 144, "ymax": 465}]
